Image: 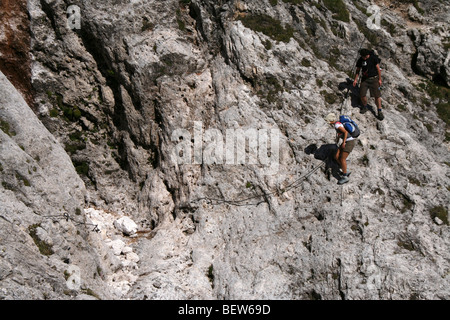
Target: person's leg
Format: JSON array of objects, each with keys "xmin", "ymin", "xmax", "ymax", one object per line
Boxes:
[
  {"xmin": 372, "ymin": 79, "xmax": 384, "ymax": 120},
  {"xmin": 375, "ymin": 96, "xmax": 383, "ymax": 119},
  {"xmin": 337, "ymin": 150, "xmax": 350, "ymax": 184},
  {"xmin": 338, "ymin": 140, "xmax": 355, "ymax": 183},
  {"xmin": 375, "ymin": 96, "xmax": 382, "ymax": 110},
  {"xmin": 335, "ymin": 146, "xmax": 349, "ymax": 174},
  {"xmin": 361, "ymin": 96, "xmax": 368, "ymax": 107},
  {"xmin": 359, "ymin": 80, "xmax": 369, "ymax": 110},
  {"xmin": 339, "ymin": 151, "xmax": 349, "ymax": 174},
  {"xmin": 334, "ymin": 147, "xmax": 341, "ymax": 166}
]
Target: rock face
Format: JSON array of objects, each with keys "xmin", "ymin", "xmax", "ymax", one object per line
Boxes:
[
  {"xmin": 0, "ymin": 0, "xmax": 449, "ymax": 299},
  {"xmin": 0, "ymin": 0, "xmax": 33, "ymax": 107},
  {"xmin": 0, "ymin": 71, "xmax": 112, "ymax": 299}
]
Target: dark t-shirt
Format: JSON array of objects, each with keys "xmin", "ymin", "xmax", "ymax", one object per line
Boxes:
[{"xmin": 356, "ymin": 54, "xmax": 380, "ymax": 79}]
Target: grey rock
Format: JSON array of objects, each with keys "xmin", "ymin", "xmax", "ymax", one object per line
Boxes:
[
  {"xmin": 0, "ymin": 0, "xmax": 448, "ymax": 300},
  {"xmin": 114, "ymin": 216, "xmax": 138, "ymax": 236},
  {"xmin": 0, "ymin": 71, "xmax": 115, "ymax": 299}
]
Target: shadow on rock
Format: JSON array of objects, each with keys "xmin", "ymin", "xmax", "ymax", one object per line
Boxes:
[
  {"xmin": 361, "ymin": 104, "xmax": 378, "ymax": 118},
  {"xmin": 305, "ymin": 143, "xmax": 341, "ymax": 181},
  {"xmin": 338, "ymin": 78, "xmax": 375, "ymax": 115}
]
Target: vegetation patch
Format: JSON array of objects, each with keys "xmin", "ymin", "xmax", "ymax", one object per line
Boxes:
[
  {"xmin": 238, "ymin": 14, "xmax": 294, "ymax": 43},
  {"xmin": 444, "ymin": 38, "xmax": 450, "ymax": 51},
  {"xmin": 65, "ymin": 141, "xmax": 86, "ymax": 154},
  {"xmin": 62, "ymin": 105, "xmax": 82, "ymax": 122},
  {"xmin": 381, "ymin": 19, "xmax": 398, "ymax": 36},
  {"xmin": 282, "ymin": 0, "xmax": 305, "ymax": 5},
  {"xmin": 16, "ymin": 173, "xmax": 30, "ymax": 187},
  {"xmin": 263, "ymin": 39, "xmax": 272, "ymax": 50},
  {"xmin": 328, "ymin": 46, "xmax": 341, "ymax": 70},
  {"xmin": 2, "ymin": 181, "xmax": 15, "ymax": 191},
  {"xmin": 398, "ymin": 0, "xmax": 424, "ymax": 14},
  {"xmin": 316, "ymin": 79, "xmax": 324, "ymax": 87},
  {"xmin": 397, "ymin": 238, "xmax": 415, "ymax": 251},
  {"xmin": 46, "ymin": 92, "xmax": 83, "ymax": 122},
  {"xmin": 352, "ymin": 0, "xmax": 367, "ymax": 15},
  {"xmin": 396, "ymin": 104, "xmax": 407, "ymax": 111},
  {"xmin": 0, "ymin": 118, "xmax": 16, "ymax": 137},
  {"xmin": 73, "ymin": 161, "xmax": 89, "ymax": 176},
  {"xmin": 400, "ymin": 193, "xmax": 414, "ymax": 213},
  {"xmin": 322, "ymin": 0, "xmax": 350, "ymax": 22},
  {"xmin": 360, "ymin": 154, "xmax": 369, "ymax": 167},
  {"xmin": 82, "ymin": 288, "xmax": 101, "ymax": 300},
  {"xmin": 429, "ymin": 205, "xmax": 449, "ymax": 225},
  {"xmin": 320, "ymin": 90, "xmax": 337, "ymax": 104},
  {"xmin": 207, "ymin": 264, "xmax": 215, "ymax": 288},
  {"xmin": 176, "ymin": 0, "xmax": 192, "ymax": 32},
  {"xmin": 301, "ymin": 58, "xmax": 311, "ymax": 67},
  {"xmin": 141, "ymin": 17, "xmax": 154, "ymax": 32},
  {"xmin": 49, "ymin": 108, "xmax": 59, "ymax": 117},
  {"xmin": 257, "ymin": 75, "xmax": 284, "ymax": 105},
  {"xmin": 63, "ymin": 270, "xmax": 71, "ymax": 281},
  {"xmin": 425, "ymin": 81, "xmax": 450, "ymax": 127},
  {"xmin": 408, "ymin": 176, "xmax": 421, "ymax": 186},
  {"xmin": 28, "ymin": 224, "xmax": 54, "ymax": 256},
  {"xmin": 176, "ymin": 9, "xmax": 186, "ymax": 31},
  {"xmin": 65, "ymin": 130, "xmax": 87, "ymax": 154},
  {"xmin": 354, "ymin": 19, "xmax": 379, "ymax": 46}
]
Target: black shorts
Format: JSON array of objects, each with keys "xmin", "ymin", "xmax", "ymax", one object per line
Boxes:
[{"xmin": 360, "ymin": 76, "xmax": 381, "ymax": 98}]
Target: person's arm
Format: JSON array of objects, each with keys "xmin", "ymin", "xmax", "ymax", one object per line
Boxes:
[
  {"xmin": 376, "ymin": 64, "xmax": 382, "ymax": 86},
  {"xmin": 353, "ymin": 67, "xmax": 360, "ymax": 87},
  {"xmin": 337, "ymin": 126, "xmax": 347, "ymax": 147}
]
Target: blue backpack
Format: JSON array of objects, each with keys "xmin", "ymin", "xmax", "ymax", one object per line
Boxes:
[{"xmin": 339, "ymin": 115, "xmax": 360, "ymax": 138}]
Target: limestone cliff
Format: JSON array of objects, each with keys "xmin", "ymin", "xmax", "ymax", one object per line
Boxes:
[{"xmin": 0, "ymin": 0, "xmax": 449, "ymax": 300}]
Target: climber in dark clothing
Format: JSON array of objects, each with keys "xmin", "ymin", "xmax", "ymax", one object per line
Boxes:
[{"xmin": 353, "ymin": 48, "xmax": 384, "ymax": 120}]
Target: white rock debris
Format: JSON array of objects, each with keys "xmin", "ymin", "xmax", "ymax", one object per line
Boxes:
[{"xmin": 85, "ymin": 207, "xmax": 139, "ymax": 297}]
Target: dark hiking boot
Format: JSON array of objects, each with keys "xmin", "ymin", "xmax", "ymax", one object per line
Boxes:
[
  {"xmin": 338, "ymin": 176, "xmax": 349, "ymax": 185},
  {"xmin": 377, "ymin": 109, "xmax": 384, "ymax": 120},
  {"xmin": 360, "ymin": 105, "xmax": 368, "ymax": 114}
]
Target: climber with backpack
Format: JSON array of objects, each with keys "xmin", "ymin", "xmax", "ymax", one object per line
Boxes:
[
  {"xmin": 325, "ymin": 113, "xmax": 360, "ymax": 185},
  {"xmin": 353, "ymin": 48, "xmax": 384, "ymax": 120}
]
